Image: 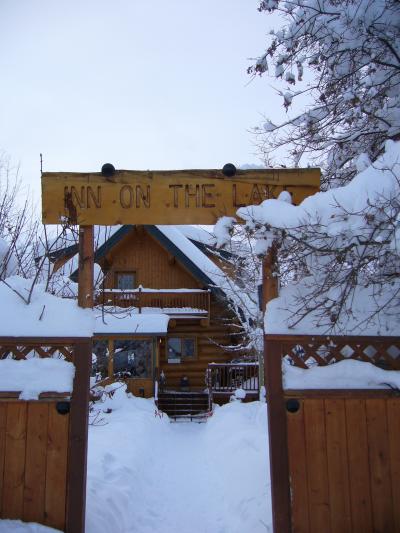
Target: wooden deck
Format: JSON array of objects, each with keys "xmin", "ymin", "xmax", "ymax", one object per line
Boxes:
[
  {"xmin": 206, "ymin": 362, "xmax": 259, "ymax": 404},
  {"xmin": 97, "ymin": 288, "xmax": 210, "ymax": 317}
]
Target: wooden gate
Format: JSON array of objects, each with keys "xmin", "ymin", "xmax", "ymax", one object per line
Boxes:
[
  {"xmin": 264, "ymin": 335, "xmax": 400, "ymax": 533},
  {"xmin": 0, "ymin": 398, "xmax": 70, "ymax": 529},
  {"xmin": 0, "ymin": 338, "xmax": 91, "ymax": 533}
]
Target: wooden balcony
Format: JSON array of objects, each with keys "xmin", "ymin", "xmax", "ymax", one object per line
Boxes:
[{"xmin": 96, "ymin": 287, "xmax": 211, "ymax": 318}]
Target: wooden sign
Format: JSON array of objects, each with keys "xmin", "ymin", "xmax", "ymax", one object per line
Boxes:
[{"xmin": 41, "ymin": 168, "xmax": 320, "ymax": 225}]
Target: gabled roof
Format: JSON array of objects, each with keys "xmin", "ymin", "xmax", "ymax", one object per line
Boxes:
[
  {"xmin": 58, "ymin": 224, "xmax": 258, "ymax": 326},
  {"xmin": 71, "ymin": 225, "xmax": 225, "ymax": 297}
]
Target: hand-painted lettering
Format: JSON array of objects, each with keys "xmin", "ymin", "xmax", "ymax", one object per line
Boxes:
[
  {"xmin": 70, "ymin": 186, "xmax": 86, "ymax": 208},
  {"xmin": 232, "ymin": 184, "xmax": 246, "ymax": 208},
  {"xmin": 44, "ymin": 169, "xmax": 320, "ymax": 224},
  {"xmin": 120, "ymin": 185, "xmax": 134, "ymax": 208},
  {"xmin": 201, "ymin": 184, "xmax": 215, "ymax": 208},
  {"xmin": 66, "ymin": 186, "xmax": 102, "ymax": 209},
  {"xmin": 136, "ymin": 185, "xmax": 150, "ymax": 208},
  {"xmin": 87, "ymin": 186, "xmax": 102, "ymax": 208},
  {"xmin": 169, "ymin": 184, "xmax": 182, "ymax": 208},
  {"xmin": 185, "ymin": 184, "xmax": 200, "ymax": 208},
  {"xmin": 250, "ymin": 184, "xmax": 263, "ymax": 204}
]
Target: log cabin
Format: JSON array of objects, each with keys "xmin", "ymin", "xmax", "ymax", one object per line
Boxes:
[{"xmin": 53, "ymin": 224, "xmax": 260, "ymax": 416}]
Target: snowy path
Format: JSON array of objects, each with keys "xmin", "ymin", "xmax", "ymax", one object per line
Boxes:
[
  {"xmin": 86, "ymin": 391, "xmax": 272, "ymax": 533},
  {"xmin": 137, "ymin": 424, "xmax": 221, "ymax": 532}
]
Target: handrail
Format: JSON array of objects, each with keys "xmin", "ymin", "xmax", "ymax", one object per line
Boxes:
[
  {"xmin": 97, "ymin": 287, "xmax": 211, "ymax": 316},
  {"xmin": 206, "ymin": 362, "xmax": 259, "ymax": 393}
]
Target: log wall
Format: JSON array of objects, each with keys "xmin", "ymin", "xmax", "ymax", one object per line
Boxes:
[
  {"xmin": 159, "ymin": 300, "xmax": 237, "ymax": 390},
  {"xmin": 97, "ymin": 226, "xmax": 241, "ymax": 392},
  {"xmin": 102, "ymin": 227, "xmax": 200, "ymax": 290}
]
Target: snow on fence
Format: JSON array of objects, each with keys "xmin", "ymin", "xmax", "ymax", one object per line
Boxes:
[
  {"xmin": 0, "ymin": 337, "xmax": 91, "ymax": 533},
  {"xmin": 264, "ymin": 334, "xmax": 400, "ymax": 533}
]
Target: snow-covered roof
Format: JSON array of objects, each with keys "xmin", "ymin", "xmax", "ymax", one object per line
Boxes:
[
  {"xmin": 176, "ymin": 225, "xmax": 216, "ymax": 246},
  {"xmin": 0, "ymin": 276, "xmax": 93, "ymax": 337},
  {"xmin": 155, "ymin": 226, "xmax": 258, "ymax": 319},
  {"xmin": 94, "ymin": 309, "xmax": 170, "ymax": 335},
  {"xmin": 156, "ymin": 225, "xmax": 228, "ymax": 288}
]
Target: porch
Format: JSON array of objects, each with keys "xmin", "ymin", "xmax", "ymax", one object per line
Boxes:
[
  {"xmin": 206, "ymin": 362, "xmax": 260, "ymax": 404},
  {"xmin": 154, "ymin": 362, "xmax": 260, "ymax": 418}
]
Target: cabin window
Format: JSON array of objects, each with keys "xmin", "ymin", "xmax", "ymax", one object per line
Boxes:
[
  {"xmin": 92, "ymin": 339, "xmax": 109, "ymax": 379},
  {"xmin": 167, "ymin": 337, "xmax": 196, "ymax": 361},
  {"xmin": 115, "ymin": 272, "xmax": 136, "ymax": 290},
  {"xmin": 113, "ymin": 339, "xmax": 152, "ymax": 378}
]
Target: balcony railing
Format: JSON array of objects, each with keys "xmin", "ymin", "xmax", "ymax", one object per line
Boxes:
[
  {"xmin": 97, "ymin": 287, "xmax": 210, "ymax": 317},
  {"xmin": 206, "ymin": 362, "xmax": 259, "ymax": 396}
]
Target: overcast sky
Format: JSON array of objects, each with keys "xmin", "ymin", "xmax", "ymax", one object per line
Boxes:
[{"xmin": 0, "ymin": 1, "xmax": 283, "ymax": 202}]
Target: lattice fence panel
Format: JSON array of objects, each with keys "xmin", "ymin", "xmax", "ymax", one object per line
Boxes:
[
  {"xmin": 279, "ymin": 337, "xmax": 400, "ymax": 370},
  {"xmin": 0, "ymin": 342, "xmax": 75, "ymax": 362}
]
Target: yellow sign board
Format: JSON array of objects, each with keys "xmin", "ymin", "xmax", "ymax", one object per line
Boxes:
[{"xmin": 41, "ymin": 168, "xmax": 320, "ymax": 225}]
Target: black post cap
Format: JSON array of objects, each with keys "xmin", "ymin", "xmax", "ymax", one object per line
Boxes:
[
  {"xmin": 222, "ymin": 163, "xmax": 237, "ymax": 177},
  {"xmin": 101, "ymin": 163, "xmax": 116, "ymax": 177}
]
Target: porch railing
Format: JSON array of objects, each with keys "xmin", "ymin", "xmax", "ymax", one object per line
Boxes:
[
  {"xmin": 97, "ymin": 287, "xmax": 210, "ymax": 316},
  {"xmin": 206, "ymin": 362, "xmax": 259, "ymax": 396}
]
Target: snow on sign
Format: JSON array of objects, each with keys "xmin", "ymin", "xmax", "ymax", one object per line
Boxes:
[{"xmin": 41, "ymin": 168, "xmax": 320, "ymax": 225}]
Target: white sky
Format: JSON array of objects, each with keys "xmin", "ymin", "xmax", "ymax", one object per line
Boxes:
[{"xmin": 0, "ymin": 0, "xmax": 284, "ymax": 202}]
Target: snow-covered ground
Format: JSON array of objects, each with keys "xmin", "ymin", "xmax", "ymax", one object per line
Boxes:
[
  {"xmin": 0, "ymin": 523, "xmax": 60, "ymax": 533},
  {"xmin": 0, "ymin": 387, "xmax": 271, "ymax": 533},
  {"xmin": 0, "ymin": 388, "xmax": 271, "ymax": 533},
  {"xmin": 3, "ymin": 359, "xmax": 400, "ymax": 533},
  {"xmin": 86, "ymin": 387, "xmax": 272, "ymax": 533}
]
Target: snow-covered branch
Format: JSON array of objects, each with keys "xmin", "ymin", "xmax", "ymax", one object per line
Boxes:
[
  {"xmin": 237, "ymin": 141, "xmax": 400, "ymax": 334},
  {"xmin": 250, "ymin": 0, "xmax": 400, "ymax": 187}
]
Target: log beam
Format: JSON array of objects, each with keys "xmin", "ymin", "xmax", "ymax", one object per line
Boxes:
[{"xmin": 78, "ymin": 225, "xmax": 94, "ymax": 309}]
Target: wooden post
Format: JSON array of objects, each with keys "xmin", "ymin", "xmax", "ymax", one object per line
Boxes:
[
  {"xmin": 264, "ymin": 337, "xmax": 292, "ymax": 532},
  {"xmin": 66, "ymin": 339, "xmax": 91, "ymax": 533},
  {"xmin": 263, "ymin": 245, "xmax": 292, "ymax": 532},
  {"xmin": 78, "ymin": 225, "xmax": 94, "ymax": 309},
  {"xmin": 262, "ymin": 241, "xmax": 279, "ymax": 307},
  {"xmin": 72, "ymin": 225, "xmax": 93, "ymax": 533},
  {"xmin": 260, "ymin": 242, "xmax": 279, "ymax": 391}
]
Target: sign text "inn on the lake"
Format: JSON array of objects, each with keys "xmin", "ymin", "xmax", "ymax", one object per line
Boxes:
[{"xmin": 41, "ymin": 168, "xmax": 320, "ymax": 225}]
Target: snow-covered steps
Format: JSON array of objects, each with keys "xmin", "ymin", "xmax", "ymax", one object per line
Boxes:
[{"xmin": 157, "ymin": 391, "xmax": 210, "ymax": 421}]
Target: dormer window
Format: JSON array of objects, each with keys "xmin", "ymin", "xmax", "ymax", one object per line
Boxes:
[{"xmin": 115, "ymin": 272, "xmax": 136, "ymax": 290}]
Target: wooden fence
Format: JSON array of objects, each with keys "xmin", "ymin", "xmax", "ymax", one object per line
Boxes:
[
  {"xmin": 264, "ymin": 335, "xmax": 400, "ymax": 533},
  {"xmin": 0, "ymin": 338, "xmax": 91, "ymax": 533}
]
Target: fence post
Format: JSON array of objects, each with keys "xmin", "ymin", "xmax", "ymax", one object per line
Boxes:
[
  {"xmin": 264, "ymin": 337, "xmax": 292, "ymax": 532},
  {"xmin": 65, "ymin": 339, "xmax": 91, "ymax": 533}
]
